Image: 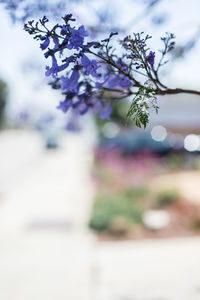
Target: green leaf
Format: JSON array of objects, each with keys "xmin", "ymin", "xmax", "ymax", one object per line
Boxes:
[{"xmin": 126, "ymin": 81, "xmax": 158, "ymax": 128}]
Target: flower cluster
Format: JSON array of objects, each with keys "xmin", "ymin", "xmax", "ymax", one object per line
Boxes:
[{"xmin": 24, "ymin": 14, "xmax": 176, "ymax": 128}]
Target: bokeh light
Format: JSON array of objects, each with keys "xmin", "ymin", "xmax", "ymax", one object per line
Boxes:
[
  {"xmin": 151, "ymin": 125, "xmax": 167, "ymax": 142},
  {"xmin": 184, "ymin": 134, "xmax": 200, "ymax": 152}
]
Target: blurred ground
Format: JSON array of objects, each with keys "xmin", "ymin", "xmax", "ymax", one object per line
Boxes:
[
  {"xmin": 149, "ymin": 170, "xmax": 200, "ymax": 203},
  {"xmin": 94, "ymin": 237, "xmax": 200, "ymax": 300},
  {"xmin": 0, "ymin": 130, "xmax": 200, "ymax": 300}
]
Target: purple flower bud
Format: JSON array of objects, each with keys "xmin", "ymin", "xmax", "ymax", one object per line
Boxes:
[
  {"xmin": 53, "ymin": 37, "xmax": 59, "ymax": 49},
  {"xmin": 60, "ymin": 69, "xmax": 80, "ymax": 93},
  {"xmin": 145, "ymin": 51, "xmax": 155, "ymax": 69},
  {"xmin": 45, "ymin": 55, "xmax": 74, "ymax": 78},
  {"xmin": 40, "ymin": 36, "xmax": 50, "ymax": 50},
  {"xmin": 119, "ymin": 76, "xmax": 132, "ymax": 88},
  {"xmin": 81, "ymin": 54, "xmax": 100, "ymax": 78},
  {"xmin": 107, "ymin": 76, "xmax": 120, "ymax": 89},
  {"xmin": 57, "ymin": 98, "xmax": 72, "ymax": 113},
  {"xmin": 96, "ymin": 73, "xmax": 109, "ymax": 88},
  {"xmin": 67, "ymin": 25, "xmax": 88, "ymax": 50},
  {"xmin": 60, "ymin": 25, "xmax": 68, "ymax": 36},
  {"xmin": 100, "ymin": 102, "xmax": 112, "ymax": 120}
]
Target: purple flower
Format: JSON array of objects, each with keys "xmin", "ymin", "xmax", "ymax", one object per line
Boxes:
[
  {"xmin": 63, "ymin": 14, "xmax": 76, "ymax": 23},
  {"xmin": 96, "ymin": 73, "xmax": 109, "ymax": 88},
  {"xmin": 60, "ymin": 25, "xmax": 69, "ymax": 36},
  {"xmin": 83, "ymin": 42, "xmax": 101, "ymax": 49},
  {"xmin": 53, "ymin": 37, "xmax": 59, "ymax": 49},
  {"xmin": 60, "ymin": 69, "xmax": 80, "ymax": 93},
  {"xmin": 40, "ymin": 36, "xmax": 50, "ymax": 50},
  {"xmin": 81, "ymin": 54, "xmax": 100, "ymax": 78},
  {"xmin": 66, "ymin": 112, "xmax": 81, "ymax": 132},
  {"xmin": 72, "ymin": 99, "xmax": 82, "ymax": 108},
  {"xmin": 100, "ymin": 102, "xmax": 112, "ymax": 119},
  {"xmin": 119, "ymin": 76, "xmax": 132, "ymax": 88},
  {"xmin": 45, "ymin": 56, "xmax": 59, "ymax": 77},
  {"xmin": 99, "ymin": 74, "xmax": 132, "ymax": 90},
  {"xmin": 79, "ymin": 103, "xmax": 89, "ymax": 115},
  {"xmin": 67, "ymin": 25, "xmax": 88, "ymax": 50},
  {"xmin": 91, "ymin": 98, "xmax": 104, "ymax": 114},
  {"xmin": 57, "ymin": 98, "xmax": 72, "ymax": 113},
  {"xmin": 45, "ymin": 55, "xmax": 74, "ymax": 78},
  {"xmin": 107, "ymin": 76, "xmax": 120, "ymax": 89},
  {"xmin": 116, "ymin": 59, "xmax": 128, "ymax": 72},
  {"xmin": 145, "ymin": 51, "xmax": 155, "ymax": 69},
  {"xmin": 101, "ymin": 32, "xmax": 118, "ymax": 43},
  {"xmin": 77, "ymin": 97, "xmax": 103, "ymax": 115}
]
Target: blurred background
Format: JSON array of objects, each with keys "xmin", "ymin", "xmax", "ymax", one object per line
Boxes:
[{"xmin": 0, "ymin": 0, "xmax": 200, "ymax": 299}]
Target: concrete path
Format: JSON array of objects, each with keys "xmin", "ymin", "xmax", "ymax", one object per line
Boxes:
[
  {"xmin": 94, "ymin": 238, "xmax": 200, "ymax": 300},
  {"xmin": 0, "ymin": 130, "xmax": 95, "ymax": 300}
]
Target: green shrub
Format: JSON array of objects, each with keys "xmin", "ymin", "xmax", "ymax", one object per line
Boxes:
[
  {"xmin": 191, "ymin": 157, "xmax": 200, "ymax": 170},
  {"xmin": 108, "ymin": 216, "xmax": 133, "ymax": 236},
  {"xmin": 191, "ymin": 217, "xmax": 200, "ymax": 231},
  {"xmin": 156, "ymin": 189, "xmax": 179, "ymax": 207},
  {"xmin": 165, "ymin": 154, "xmax": 184, "ymax": 170},
  {"xmin": 89, "ymin": 187, "xmax": 147, "ymax": 233}
]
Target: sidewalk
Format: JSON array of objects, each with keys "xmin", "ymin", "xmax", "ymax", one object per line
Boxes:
[
  {"xmin": 94, "ymin": 237, "xmax": 200, "ymax": 300},
  {"xmin": 0, "ymin": 130, "xmax": 95, "ymax": 300}
]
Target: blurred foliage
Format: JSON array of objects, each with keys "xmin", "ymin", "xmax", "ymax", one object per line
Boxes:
[
  {"xmin": 164, "ymin": 153, "xmax": 185, "ymax": 170},
  {"xmin": 0, "ymin": 79, "xmax": 7, "ymax": 128},
  {"xmin": 190, "ymin": 157, "xmax": 200, "ymax": 170},
  {"xmin": 95, "ymin": 100, "xmax": 131, "ymax": 135},
  {"xmin": 191, "ymin": 217, "xmax": 200, "ymax": 231},
  {"xmin": 89, "ymin": 187, "xmax": 147, "ymax": 234},
  {"xmin": 108, "ymin": 216, "xmax": 133, "ymax": 236},
  {"xmin": 156, "ymin": 189, "xmax": 179, "ymax": 207}
]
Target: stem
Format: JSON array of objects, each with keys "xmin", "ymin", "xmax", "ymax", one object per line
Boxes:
[
  {"xmin": 101, "ymin": 87, "xmax": 128, "ymax": 94},
  {"xmin": 156, "ymin": 87, "xmax": 200, "ymax": 96}
]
